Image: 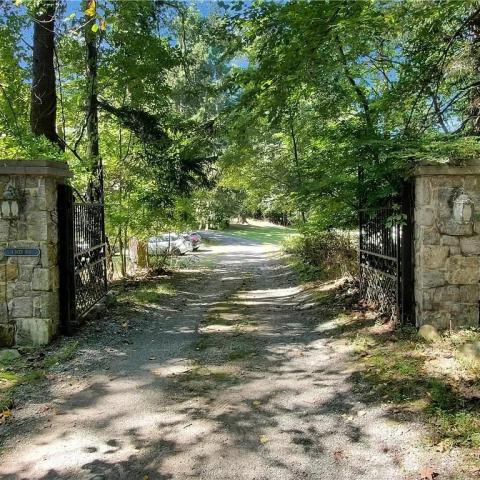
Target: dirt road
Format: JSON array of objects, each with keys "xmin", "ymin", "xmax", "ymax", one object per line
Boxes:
[{"xmin": 0, "ymin": 231, "xmax": 456, "ymax": 479}]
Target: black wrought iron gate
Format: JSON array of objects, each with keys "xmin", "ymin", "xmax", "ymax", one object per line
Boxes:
[
  {"xmin": 58, "ymin": 184, "xmax": 108, "ymax": 334},
  {"xmin": 359, "ymin": 183, "xmax": 415, "ymax": 324}
]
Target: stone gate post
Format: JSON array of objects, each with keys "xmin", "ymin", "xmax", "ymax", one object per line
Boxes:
[
  {"xmin": 414, "ymin": 161, "xmax": 480, "ymax": 329},
  {"xmin": 0, "ymin": 160, "xmax": 72, "ymax": 346}
]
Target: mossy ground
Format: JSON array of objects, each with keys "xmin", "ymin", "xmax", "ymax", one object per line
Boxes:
[{"xmin": 0, "ymin": 340, "xmax": 79, "ymax": 414}]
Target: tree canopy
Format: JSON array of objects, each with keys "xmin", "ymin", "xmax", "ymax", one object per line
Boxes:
[{"xmin": 1, "ymin": 0, "xmax": 480, "ymax": 242}]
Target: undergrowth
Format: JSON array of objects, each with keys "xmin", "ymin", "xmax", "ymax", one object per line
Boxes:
[
  {"xmin": 0, "ymin": 340, "xmax": 79, "ymax": 413},
  {"xmin": 283, "ymin": 230, "xmax": 357, "ymax": 282},
  {"xmin": 349, "ymin": 322, "xmax": 480, "ymax": 450},
  {"xmin": 116, "ymin": 280, "xmax": 175, "ymax": 305}
]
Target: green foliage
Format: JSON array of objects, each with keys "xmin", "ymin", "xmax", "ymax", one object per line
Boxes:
[
  {"xmin": 284, "ymin": 231, "xmax": 358, "ymax": 281},
  {"xmin": 3, "ymin": 0, "xmax": 480, "ymax": 273},
  {"xmin": 0, "ymin": 3, "xmax": 66, "ymax": 161},
  {"xmin": 193, "ymin": 187, "xmax": 245, "ymax": 229},
  {"xmin": 0, "ymin": 132, "xmax": 65, "ymax": 161},
  {"xmin": 220, "ymin": 0, "xmax": 480, "ymax": 231}
]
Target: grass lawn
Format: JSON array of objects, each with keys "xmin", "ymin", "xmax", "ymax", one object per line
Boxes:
[
  {"xmin": 223, "ymin": 222, "xmax": 297, "ymax": 245},
  {"xmin": 116, "ymin": 280, "xmax": 175, "ymax": 305}
]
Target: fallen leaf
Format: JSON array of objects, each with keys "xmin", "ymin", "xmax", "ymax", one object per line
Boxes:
[
  {"xmin": 333, "ymin": 450, "xmax": 344, "ymax": 461},
  {"xmin": 419, "ymin": 466, "xmax": 436, "ymax": 480},
  {"xmin": 259, "ymin": 435, "xmax": 269, "ymax": 444},
  {"xmin": 434, "ymin": 441, "xmax": 447, "ymax": 453},
  {"xmin": 253, "ymin": 400, "xmax": 261, "ymax": 406}
]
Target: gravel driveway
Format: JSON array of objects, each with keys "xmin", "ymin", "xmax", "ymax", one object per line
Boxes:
[{"xmin": 0, "ymin": 231, "xmax": 458, "ymax": 479}]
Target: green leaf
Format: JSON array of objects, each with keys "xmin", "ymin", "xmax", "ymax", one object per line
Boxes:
[{"xmin": 91, "ymin": 23, "xmax": 99, "ymax": 33}]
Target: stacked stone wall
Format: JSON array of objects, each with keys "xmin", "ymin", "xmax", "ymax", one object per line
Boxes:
[
  {"xmin": 0, "ymin": 160, "xmax": 71, "ymax": 346},
  {"xmin": 415, "ymin": 164, "xmax": 480, "ymax": 329}
]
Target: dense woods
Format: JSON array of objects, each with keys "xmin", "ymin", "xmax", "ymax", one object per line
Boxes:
[{"xmin": 2, "ymin": 0, "xmax": 480, "ymax": 264}]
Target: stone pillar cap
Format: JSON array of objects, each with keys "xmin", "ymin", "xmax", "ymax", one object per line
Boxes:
[
  {"xmin": 415, "ymin": 159, "xmax": 480, "ymax": 176},
  {"xmin": 0, "ymin": 159, "xmax": 72, "ymax": 177}
]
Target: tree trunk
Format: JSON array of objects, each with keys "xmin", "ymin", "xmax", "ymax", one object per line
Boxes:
[
  {"xmin": 119, "ymin": 227, "xmax": 126, "ymax": 278},
  {"xmin": 106, "ymin": 236, "xmax": 114, "ymax": 282},
  {"xmin": 85, "ymin": 0, "xmax": 102, "ymax": 201},
  {"xmin": 123, "ymin": 228, "xmax": 128, "ymax": 275},
  {"xmin": 289, "ymin": 116, "xmax": 306, "ymax": 224},
  {"xmin": 30, "ymin": 0, "xmax": 61, "ymax": 147}
]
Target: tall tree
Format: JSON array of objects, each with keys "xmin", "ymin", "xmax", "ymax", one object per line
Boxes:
[
  {"xmin": 85, "ymin": 0, "xmax": 102, "ymax": 201},
  {"xmin": 30, "ymin": 0, "xmax": 61, "ymax": 147}
]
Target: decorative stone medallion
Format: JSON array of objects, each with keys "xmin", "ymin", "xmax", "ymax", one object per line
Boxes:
[{"xmin": 452, "ymin": 192, "xmax": 474, "ymax": 225}]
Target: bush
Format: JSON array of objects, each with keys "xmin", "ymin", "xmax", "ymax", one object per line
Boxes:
[
  {"xmin": 284, "ymin": 230, "xmax": 358, "ymax": 281},
  {"xmin": 147, "ymin": 251, "xmax": 171, "ymax": 275}
]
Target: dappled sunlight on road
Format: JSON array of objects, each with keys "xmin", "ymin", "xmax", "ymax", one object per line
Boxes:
[{"xmin": 0, "ymin": 229, "xmax": 458, "ymax": 480}]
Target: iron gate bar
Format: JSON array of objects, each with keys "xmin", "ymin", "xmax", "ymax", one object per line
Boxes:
[
  {"xmin": 358, "ymin": 181, "xmax": 415, "ymax": 324},
  {"xmin": 359, "ymin": 206, "xmax": 401, "ymax": 320},
  {"xmin": 360, "ymin": 265, "xmax": 397, "ymax": 280},
  {"xmin": 75, "ymin": 256, "xmax": 105, "ymax": 272},
  {"xmin": 58, "ymin": 184, "xmax": 108, "ymax": 334},
  {"xmin": 75, "ymin": 243, "xmax": 106, "ymax": 258},
  {"xmin": 359, "ymin": 249, "xmax": 398, "ymax": 262},
  {"xmin": 72, "ymin": 200, "xmax": 107, "ymax": 319},
  {"xmin": 58, "ymin": 184, "xmax": 76, "ymax": 335}
]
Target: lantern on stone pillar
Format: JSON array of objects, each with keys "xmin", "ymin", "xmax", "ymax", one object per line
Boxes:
[{"xmin": 1, "ymin": 185, "xmax": 21, "ymax": 219}]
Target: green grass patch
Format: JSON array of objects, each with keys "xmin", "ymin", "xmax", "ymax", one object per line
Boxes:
[
  {"xmin": 204, "ymin": 312, "xmax": 232, "ymax": 326},
  {"xmin": 286, "ymin": 256, "xmax": 324, "ymax": 283},
  {"xmin": 193, "ymin": 254, "xmax": 220, "ymax": 269},
  {"xmin": 0, "ymin": 340, "xmax": 79, "ymax": 412},
  {"xmin": 194, "ymin": 334, "xmax": 217, "ymax": 351},
  {"xmin": 222, "ymin": 223, "xmax": 297, "ymax": 245},
  {"xmin": 203, "ymin": 309, "xmax": 248, "ymax": 327},
  {"xmin": 227, "ymin": 347, "xmax": 255, "ymax": 361},
  {"xmin": 432, "ymin": 410, "xmax": 480, "ymax": 448},
  {"xmin": 350, "ymin": 326, "xmax": 480, "ymax": 449},
  {"xmin": 117, "ymin": 281, "xmax": 175, "ymax": 305},
  {"xmin": 43, "ymin": 341, "xmax": 79, "ymax": 368}
]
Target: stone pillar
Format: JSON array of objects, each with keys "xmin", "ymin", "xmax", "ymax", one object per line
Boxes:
[
  {"xmin": 0, "ymin": 160, "xmax": 72, "ymax": 346},
  {"xmin": 414, "ymin": 161, "xmax": 480, "ymax": 329}
]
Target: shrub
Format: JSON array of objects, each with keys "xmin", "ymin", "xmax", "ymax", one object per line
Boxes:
[
  {"xmin": 284, "ymin": 230, "xmax": 358, "ymax": 280},
  {"xmin": 147, "ymin": 251, "xmax": 171, "ymax": 275}
]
